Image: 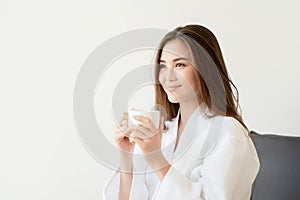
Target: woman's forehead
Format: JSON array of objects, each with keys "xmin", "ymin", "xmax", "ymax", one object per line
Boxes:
[{"xmin": 161, "ymin": 39, "xmax": 192, "ymax": 61}]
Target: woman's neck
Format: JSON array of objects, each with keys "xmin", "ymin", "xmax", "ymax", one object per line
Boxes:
[
  {"xmin": 173, "ymin": 101, "xmax": 199, "ymax": 153},
  {"xmin": 178, "ymin": 101, "xmax": 199, "ymax": 133}
]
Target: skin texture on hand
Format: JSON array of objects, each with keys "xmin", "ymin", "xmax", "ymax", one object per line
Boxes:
[
  {"xmin": 131, "ymin": 115, "xmax": 171, "ymax": 182},
  {"xmin": 114, "ymin": 112, "xmax": 135, "ymax": 154}
]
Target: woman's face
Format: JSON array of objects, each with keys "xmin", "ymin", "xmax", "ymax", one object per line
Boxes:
[{"xmin": 159, "ymin": 39, "xmax": 199, "ymax": 104}]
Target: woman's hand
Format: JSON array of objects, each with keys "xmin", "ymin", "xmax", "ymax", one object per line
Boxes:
[
  {"xmin": 131, "ymin": 116, "xmax": 170, "ymax": 171},
  {"xmin": 114, "ymin": 112, "xmax": 135, "ymax": 157},
  {"xmin": 131, "ymin": 115, "xmax": 164, "ymax": 153}
]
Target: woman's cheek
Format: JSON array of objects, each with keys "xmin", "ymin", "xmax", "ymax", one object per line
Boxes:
[{"xmin": 158, "ymin": 71, "xmax": 165, "ymax": 85}]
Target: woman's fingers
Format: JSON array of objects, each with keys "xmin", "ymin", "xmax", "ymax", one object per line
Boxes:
[
  {"xmin": 116, "ymin": 112, "xmax": 128, "ymax": 130},
  {"xmin": 119, "ymin": 112, "xmax": 128, "ymax": 123},
  {"xmin": 114, "ymin": 112, "xmax": 164, "ymax": 149},
  {"xmin": 114, "ymin": 132, "xmax": 126, "ymax": 142},
  {"xmin": 115, "ymin": 112, "xmax": 130, "ymax": 132},
  {"xmin": 131, "ymin": 136, "xmax": 144, "ymax": 146},
  {"xmin": 134, "ymin": 125, "xmax": 154, "ymax": 138},
  {"xmin": 133, "ymin": 115, "xmax": 150, "ymax": 124},
  {"xmin": 134, "ymin": 115, "xmax": 157, "ymax": 132},
  {"xmin": 114, "ymin": 128, "xmax": 134, "ymax": 142},
  {"xmin": 131, "ymin": 128, "xmax": 148, "ymax": 140},
  {"xmin": 115, "ymin": 126, "xmax": 133, "ymax": 135},
  {"xmin": 131, "ymin": 115, "xmax": 165, "ymax": 140},
  {"xmin": 158, "ymin": 116, "xmax": 164, "ymax": 135}
]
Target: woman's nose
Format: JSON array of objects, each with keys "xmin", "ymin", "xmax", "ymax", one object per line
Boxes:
[{"xmin": 165, "ymin": 67, "xmax": 177, "ymax": 82}]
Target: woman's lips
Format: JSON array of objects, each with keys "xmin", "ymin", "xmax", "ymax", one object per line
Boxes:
[{"xmin": 167, "ymin": 85, "xmax": 182, "ymax": 91}]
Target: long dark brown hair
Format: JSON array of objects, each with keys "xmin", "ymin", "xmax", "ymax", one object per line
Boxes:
[{"xmin": 154, "ymin": 24, "xmax": 248, "ymax": 130}]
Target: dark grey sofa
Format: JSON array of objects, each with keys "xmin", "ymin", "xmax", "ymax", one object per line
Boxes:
[{"xmin": 250, "ymin": 131, "xmax": 300, "ymax": 200}]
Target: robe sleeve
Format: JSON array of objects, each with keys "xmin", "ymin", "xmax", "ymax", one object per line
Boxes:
[
  {"xmin": 152, "ymin": 118, "xmax": 260, "ymax": 200},
  {"xmin": 102, "ymin": 145, "xmax": 150, "ymax": 200}
]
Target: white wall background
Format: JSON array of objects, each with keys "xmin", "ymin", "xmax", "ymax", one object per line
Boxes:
[{"xmin": 1, "ymin": 0, "xmax": 299, "ymax": 199}]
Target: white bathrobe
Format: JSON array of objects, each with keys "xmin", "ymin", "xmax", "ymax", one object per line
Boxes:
[{"xmin": 103, "ymin": 105, "xmax": 260, "ymax": 199}]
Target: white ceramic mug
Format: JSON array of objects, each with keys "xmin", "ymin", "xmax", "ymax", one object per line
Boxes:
[{"xmin": 128, "ymin": 108, "xmax": 160, "ymax": 129}]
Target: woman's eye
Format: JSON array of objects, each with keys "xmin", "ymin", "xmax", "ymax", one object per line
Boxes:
[
  {"xmin": 159, "ymin": 64, "xmax": 166, "ymax": 69},
  {"xmin": 175, "ymin": 63, "xmax": 185, "ymax": 68}
]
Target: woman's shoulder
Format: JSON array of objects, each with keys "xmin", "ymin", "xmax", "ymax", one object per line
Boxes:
[{"xmin": 208, "ymin": 115, "xmax": 250, "ymax": 141}]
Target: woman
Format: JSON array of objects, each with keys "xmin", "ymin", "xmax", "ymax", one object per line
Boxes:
[{"xmin": 103, "ymin": 24, "xmax": 260, "ymax": 200}]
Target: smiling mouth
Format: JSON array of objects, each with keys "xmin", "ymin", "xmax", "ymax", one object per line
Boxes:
[{"xmin": 167, "ymin": 85, "xmax": 182, "ymax": 91}]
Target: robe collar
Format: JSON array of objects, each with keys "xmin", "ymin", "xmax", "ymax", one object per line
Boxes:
[{"xmin": 162, "ymin": 103, "xmax": 209, "ymax": 162}]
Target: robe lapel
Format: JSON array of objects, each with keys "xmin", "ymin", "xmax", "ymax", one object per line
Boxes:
[
  {"xmin": 161, "ymin": 111, "xmax": 179, "ymax": 163},
  {"xmin": 172, "ymin": 105, "xmax": 207, "ymax": 161}
]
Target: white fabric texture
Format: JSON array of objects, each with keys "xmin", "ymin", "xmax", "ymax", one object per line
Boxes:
[{"xmin": 103, "ymin": 105, "xmax": 260, "ymax": 200}]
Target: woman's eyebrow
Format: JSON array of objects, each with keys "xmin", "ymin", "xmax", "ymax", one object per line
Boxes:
[{"xmin": 159, "ymin": 57, "xmax": 190, "ymax": 63}]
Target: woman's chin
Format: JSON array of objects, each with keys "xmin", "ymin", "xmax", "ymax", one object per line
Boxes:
[{"xmin": 167, "ymin": 96, "xmax": 179, "ymax": 103}]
